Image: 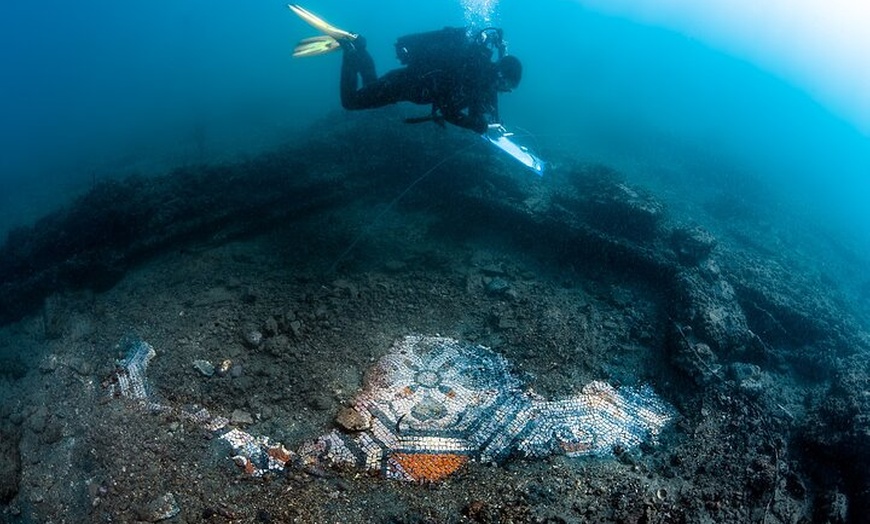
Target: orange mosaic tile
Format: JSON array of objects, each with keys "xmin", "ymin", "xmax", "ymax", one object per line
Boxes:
[{"xmin": 391, "ymin": 452, "xmax": 469, "ymax": 482}]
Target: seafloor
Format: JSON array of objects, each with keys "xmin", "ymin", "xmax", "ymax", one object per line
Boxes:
[{"xmin": 1, "ymin": 110, "xmax": 869, "ymax": 523}]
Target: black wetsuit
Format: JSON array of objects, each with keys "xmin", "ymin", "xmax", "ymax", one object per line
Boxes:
[{"xmin": 340, "ymin": 30, "xmax": 500, "ymax": 134}]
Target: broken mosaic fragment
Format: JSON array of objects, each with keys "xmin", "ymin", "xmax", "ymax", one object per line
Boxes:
[
  {"xmin": 108, "ymin": 336, "xmax": 155, "ymax": 401},
  {"xmin": 295, "ymin": 335, "xmax": 676, "ymax": 481},
  {"xmin": 107, "ymin": 334, "xmax": 676, "ymax": 482}
]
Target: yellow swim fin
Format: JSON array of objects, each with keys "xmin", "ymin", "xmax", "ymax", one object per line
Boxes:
[
  {"xmin": 288, "ymin": 4, "xmax": 358, "ymax": 41},
  {"xmin": 293, "ymin": 35, "xmax": 340, "ymax": 58}
]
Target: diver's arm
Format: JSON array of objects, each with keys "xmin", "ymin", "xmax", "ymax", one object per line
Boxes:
[
  {"xmin": 471, "ymin": 87, "xmax": 500, "ymax": 128},
  {"xmin": 482, "ymin": 89, "xmax": 500, "ymax": 124},
  {"xmin": 443, "ymin": 88, "xmax": 499, "ymax": 133},
  {"xmin": 444, "ymin": 111, "xmax": 488, "ymax": 134}
]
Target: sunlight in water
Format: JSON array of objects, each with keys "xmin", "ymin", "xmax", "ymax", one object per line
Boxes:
[{"xmin": 575, "ymin": 0, "xmax": 870, "ymax": 135}]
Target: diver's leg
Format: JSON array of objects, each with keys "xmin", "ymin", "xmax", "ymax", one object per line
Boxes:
[
  {"xmin": 340, "ymin": 50, "xmax": 364, "ymax": 108},
  {"xmin": 341, "ymin": 37, "xmax": 411, "ymax": 110},
  {"xmin": 340, "ymin": 37, "xmax": 378, "ymax": 109},
  {"xmin": 357, "ymin": 48, "xmax": 377, "ymax": 86},
  {"xmin": 342, "ymin": 69, "xmax": 410, "ymax": 110}
]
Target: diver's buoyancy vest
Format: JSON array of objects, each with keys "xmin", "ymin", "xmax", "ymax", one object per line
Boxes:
[{"xmin": 395, "ymin": 27, "xmax": 504, "ymax": 75}]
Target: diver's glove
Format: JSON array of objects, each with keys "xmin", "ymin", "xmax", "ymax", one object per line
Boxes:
[{"xmin": 486, "ymin": 123, "xmax": 508, "ymax": 135}]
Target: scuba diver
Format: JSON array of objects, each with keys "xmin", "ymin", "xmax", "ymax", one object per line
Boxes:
[{"xmin": 288, "ymin": 4, "xmax": 523, "ymax": 134}]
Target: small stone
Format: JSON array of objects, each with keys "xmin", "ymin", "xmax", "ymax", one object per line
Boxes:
[
  {"xmin": 216, "ymin": 359, "xmax": 232, "ymax": 376},
  {"xmin": 463, "ymin": 500, "xmax": 488, "ymax": 521},
  {"xmin": 263, "ymin": 317, "xmax": 279, "ymax": 336},
  {"xmin": 243, "ymin": 330, "xmax": 263, "ymax": 349},
  {"xmin": 335, "ymin": 407, "xmax": 371, "ymax": 432},
  {"xmin": 39, "ymin": 355, "xmax": 59, "ymax": 374},
  {"xmin": 332, "ymin": 279, "xmax": 359, "ymax": 298},
  {"xmin": 39, "ymin": 423, "xmax": 63, "ymax": 445},
  {"xmin": 729, "ymin": 362, "xmax": 760, "ymax": 382},
  {"xmin": 729, "ymin": 362, "xmax": 766, "ymax": 397},
  {"xmin": 231, "ymin": 410, "xmax": 254, "ymax": 426},
  {"xmin": 485, "ymin": 277, "xmax": 511, "ymax": 296},
  {"xmin": 309, "ymin": 394, "xmax": 332, "ymax": 412},
  {"xmin": 820, "ymin": 489, "xmax": 849, "ymax": 523},
  {"xmin": 230, "ymin": 364, "xmax": 244, "ymax": 378},
  {"xmin": 139, "ymin": 492, "xmax": 180, "ymax": 522},
  {"xmin": 68, "ymin": 357, "xmax": 93, "ymax": 376},
  {"xmin": 263, "ymin": 335, "xmax": 290, "ymax": 357},
  {"xmin": 28, "ymin": 407, "xmax": 48, "ymax": 434},
  {"xmin": 289, "ymin": 321, "xmax": 303, "ymax": 338},
  {"xmin": 192, "ymin": 359, "xmax": 215, "ymax": 378}
]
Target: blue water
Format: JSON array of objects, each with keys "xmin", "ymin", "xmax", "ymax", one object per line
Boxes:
[
  {"xmin": 2, "ymin": 0, "xmax": 869, "ymax": 248},
  {"xmin": 3, "ymin": 4, "xmax": 870, "ymax": 520}
]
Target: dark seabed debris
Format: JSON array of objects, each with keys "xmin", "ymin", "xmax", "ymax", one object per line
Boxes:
[{"xmin": 1, "ymin": 111, "xmax": 869, "ymax": 523}]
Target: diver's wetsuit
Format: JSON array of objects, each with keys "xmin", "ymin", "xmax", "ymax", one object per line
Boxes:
[{"xmin": 340, "ymin": 34, "xmax": 499, "ymax": 134}]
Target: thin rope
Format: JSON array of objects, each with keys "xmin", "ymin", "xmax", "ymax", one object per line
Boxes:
[{"xmin": 329, "ymin": 141, "xmax": 478, "ymax": 273}]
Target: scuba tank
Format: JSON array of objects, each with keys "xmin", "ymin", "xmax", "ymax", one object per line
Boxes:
[{"xmin": 395, "ymin": 27, "xmax": 506, "ymax": 73}]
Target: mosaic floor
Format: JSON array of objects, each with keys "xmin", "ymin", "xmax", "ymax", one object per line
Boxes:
[{"xmin": 109, "ymin": 334, "xmax": 675, "ymax": 482}]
